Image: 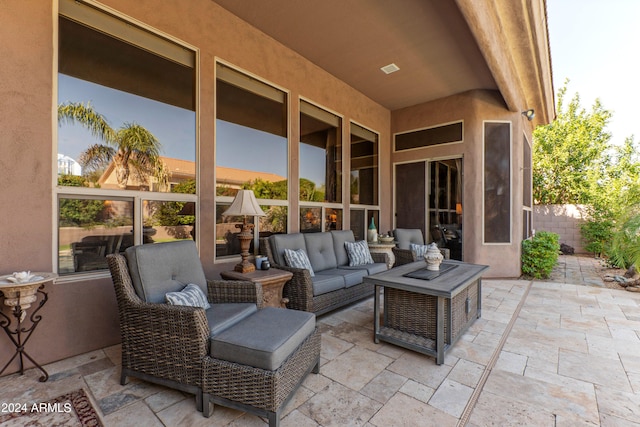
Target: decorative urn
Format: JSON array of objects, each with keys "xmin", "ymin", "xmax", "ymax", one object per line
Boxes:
[{"xmin": 424, "ymin": 243, "xmax": 444, "ymax": 271}]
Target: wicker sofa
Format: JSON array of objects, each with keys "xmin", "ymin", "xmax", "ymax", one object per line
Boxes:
[{"xmin": 262, "ymin": 230, "xmax": 388, "ymax": 315}]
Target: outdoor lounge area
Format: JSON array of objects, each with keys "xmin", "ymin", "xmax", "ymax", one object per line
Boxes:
[{"xmin": 2, "ymin": 256, "xmax": 640, "ymax": 426}]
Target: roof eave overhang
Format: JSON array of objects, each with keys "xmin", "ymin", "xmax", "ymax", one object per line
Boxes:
[{"xmin": 456, "ymin": 0, "xmax": 555, "ymax": 126}]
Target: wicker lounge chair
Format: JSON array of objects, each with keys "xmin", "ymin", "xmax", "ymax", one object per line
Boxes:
[{"xmin": 107, "ymin": 241, "xmax": 320, "ymax": 426}]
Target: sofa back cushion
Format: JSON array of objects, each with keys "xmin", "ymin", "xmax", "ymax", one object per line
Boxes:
[
  {"xmin": 393, "ymin": 228, "xmax": 425, "ymax": 250},
  {"xmin": 269, "ymin": 233, "xmax": 307, "ymax": 266},
  {"xmin": 331, "ymin": 230, "xmax": 355, "ymax": 266},
  {"xmin": 125, "ymin": 240, "xmax": 207, "ymax": 303},
  {"xmin": 304, "ymin": 232, "xmax": 338, "ymax": 272}
]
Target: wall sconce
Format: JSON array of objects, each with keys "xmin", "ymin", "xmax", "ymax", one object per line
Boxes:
[
  {"xmin": 455, "ymin": 203, "xmax": 463, "ymax": 215},
  {"xmin": 222, "ymin": 190, "xmax": 265, "ymax": 273},
  {"xmin": 521, "ymin": 109, "xmax": 535, "ymax": 121}
]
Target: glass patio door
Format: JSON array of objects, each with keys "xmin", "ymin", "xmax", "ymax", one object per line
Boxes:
[{"xmin": 395, "ymin": 158, "xmax": 463, "ymax": 260}]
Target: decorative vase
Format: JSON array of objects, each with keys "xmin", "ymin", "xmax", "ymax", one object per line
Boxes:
[
  {"xmin": 424, "ymin": 242, "xmax": 444, "ymax": 271},
  {"xmin": 367, "ymin": 217, "xmax": 378, "ymax": 243}
]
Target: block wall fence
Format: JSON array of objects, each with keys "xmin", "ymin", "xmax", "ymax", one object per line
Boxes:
[{"xmin": 532, "ymin": 204, "xmax": 588, "ymax": 254}]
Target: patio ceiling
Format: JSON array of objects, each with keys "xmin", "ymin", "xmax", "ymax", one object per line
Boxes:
[{"xmin": 212, "ymin": 0, "xmax": 554, "ymax": 123}]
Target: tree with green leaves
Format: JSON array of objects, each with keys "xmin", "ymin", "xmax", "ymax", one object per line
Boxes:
[
  {"xmin": 58, "ymin": 102, "xmax": 168, "ymax": 189},
  {"xmin": 533, "ymin": 82, "xmax": 612, "ymax": 206}
]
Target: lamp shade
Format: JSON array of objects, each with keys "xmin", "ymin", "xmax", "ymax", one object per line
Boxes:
[{"xmin": 222, "ymin": 190, "xmax": 266, "ymax": 217}]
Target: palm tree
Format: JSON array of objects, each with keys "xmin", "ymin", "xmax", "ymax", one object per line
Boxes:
[{"xmin": 58, "ymin": 102, "xmax": 168, "ymax": 189}]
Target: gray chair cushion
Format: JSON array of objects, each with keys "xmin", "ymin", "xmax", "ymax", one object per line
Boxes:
[
  {"xmin": 269, "ymin": 233, "xmax": 307, "ymax": 266},
  {"xmin": 330, "ymin": 230, "xmax": 355, "ymax": 266},
  {"xmin": 206, "ymin": 303, "xmax": 258, "ymax": 338},
  {"xmin": 340, "ymin": 262, "xmax": 388, "ymax": 275},
  {"xmin": 304, "ymin": 233, "xmax": 338, "ymax": 272},
  {"xmin": 210, "ymin": 307, "xmax": 316, "ymax": 371},
  {"xmin": 310, "ymin": 272, "xmax": 345, "ymax": 296},
  {"xmin": 394, "ymin": 229, "xmax": 425, "ymax": 250},
  {"xmin": 125, "ymin": 240, "xmax": 207, "ymax": 303}
]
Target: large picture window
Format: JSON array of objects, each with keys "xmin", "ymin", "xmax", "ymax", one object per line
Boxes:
[
  {"xmin": 215, "ymin": 64, "xmax": 288, "ymax": 258},
  {"xmin": 57, "ymin": 0, "xmax": 197, "ymax": 275},
  {"xmin": 350, "ymin": 123, "xmax": 378, "ymax": 206}
]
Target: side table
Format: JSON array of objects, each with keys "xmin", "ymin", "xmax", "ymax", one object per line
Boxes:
[
  {"xmin": 220, "ymin": 268, "xmax": 293, "ymax": 308},
  {"xmin": 0, "ymin": 272, "xmax": 57, "ymax": 382},
  {"xmin": 367, "ymin": 242, "xmax": 396, "ymax": 269}
]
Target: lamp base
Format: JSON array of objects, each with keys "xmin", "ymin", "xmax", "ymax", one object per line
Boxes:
[{"xmin": 234, "ymin": 260, "xmax": 255, "ymax": 273}]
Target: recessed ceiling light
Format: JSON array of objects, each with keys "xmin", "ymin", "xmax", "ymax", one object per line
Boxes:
[{"xmin": 380, "ymin": 63, "xmax": 400, "ymax": 74}]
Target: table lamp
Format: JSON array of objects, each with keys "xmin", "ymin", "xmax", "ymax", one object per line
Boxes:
[{"xmin": 222, "ymin": 190, "xmax": 266, "ymax": 273}]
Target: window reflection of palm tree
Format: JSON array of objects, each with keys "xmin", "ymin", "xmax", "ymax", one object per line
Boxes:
[{"xmin": 58, "ymin": 102, "xmax": 168, "ymax": 189}]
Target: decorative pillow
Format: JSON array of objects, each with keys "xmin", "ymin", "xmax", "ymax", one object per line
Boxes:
[
  {"xmin": 345, "ymin": 240, "xmax": 374, "ymax": 266},
  {"xmin": 283, "ymin": 248, "xmax": 315, "ymax": 277},
  {"xmin": 410, "ymin": 243, "xmax": 429, "ymax": 258},
  {"xmin": 165, "ymin": 283, "xmax": 210, "ymax": 309}
]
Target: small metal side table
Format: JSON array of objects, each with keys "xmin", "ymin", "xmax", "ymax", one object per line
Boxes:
[
  {"xmin": 220, "ymin": 268, "xmax": 293, "ymax": 308},
  {"xmin": 0, "ymin": 272, "xmax": 57, "ymax": 382}
]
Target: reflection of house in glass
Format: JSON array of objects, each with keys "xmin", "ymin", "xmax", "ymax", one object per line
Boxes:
[
  {"xmin": 57, "ymin": 153, "xmax": 82, "ymax": 176},
  {"xmin": 97, "ymin": 156, "xmax": 286, "ymax": 193}
]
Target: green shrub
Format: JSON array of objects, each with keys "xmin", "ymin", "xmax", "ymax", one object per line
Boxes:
[
  {"xmin": 521, "ymin": 231, "xmax": 560, "ymax": 279},
  {"xmin": 580, "ymin": 218, "xmax": 613, "ymax": 257}
]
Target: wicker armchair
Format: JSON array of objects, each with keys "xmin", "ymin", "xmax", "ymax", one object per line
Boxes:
[
  {"xmin": 108, "ymin": 240, "xmax": 320, "ymax": 426},
  {"xmin": 106, "ymin": 250, "xmax": 262, "ymax": 411},
  {"xmin": 392, "ymin": 228, "xmax": 450, "ymax": 266}
]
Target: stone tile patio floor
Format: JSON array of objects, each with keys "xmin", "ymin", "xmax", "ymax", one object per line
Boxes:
[{"xmin": 2, "ymin": 255, "xmax": 640, "ymax": 426}]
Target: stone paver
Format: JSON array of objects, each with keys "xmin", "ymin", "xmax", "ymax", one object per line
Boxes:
[{"xmin": 1, "ymin": 255, "xmax": 639, "ymax": 426}]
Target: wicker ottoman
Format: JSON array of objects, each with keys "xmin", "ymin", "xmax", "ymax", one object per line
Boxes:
[{"xmin": 202, "ymin": 307, "xmax": 320, "ymax": 426}]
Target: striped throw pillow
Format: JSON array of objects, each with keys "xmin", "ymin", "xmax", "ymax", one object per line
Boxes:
[
  {"xmin": 165, "ymin": 283, "xmax": 211, "ymax": 309},
  {"xmin": 345, "ymin": 240, "xmax": 374, "ymax": 266},
  {"xmin": 410, "ymin": 243, "xmax": 429, "ymax": 258},
  {"xmin": 283, "ymin": 248, "xmax": 315, "ymax": 277}
]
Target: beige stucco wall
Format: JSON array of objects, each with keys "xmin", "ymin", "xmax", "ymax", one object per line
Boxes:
[
  {"xmin": 0, "ymin": 0, "xmax": 392, "ymax": 374},
  {"xmin": 392, "ymin": 90, "xmax": 534, "ymax": 278},
  {"xmin": 0, "ymin": 0, "xmax": 535, "ymax": 373}
]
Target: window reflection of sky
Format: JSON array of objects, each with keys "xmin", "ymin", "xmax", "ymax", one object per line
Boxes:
[{"xmin": 57, "ymin": 74, "xmax": 195, "ymax": 162}]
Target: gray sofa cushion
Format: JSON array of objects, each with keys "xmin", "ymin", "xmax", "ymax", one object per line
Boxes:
[
  {"xmin": 330, "ymin": 230, "xmax": 355, "ymax": 266},
  {"xmin": 210, "ymin": 307, "xmax": 316, "ymax": 371},
  {"xmin": 206, "ymin": 303, "xmax": 258, "ymax": 338},
  {"xmin": 304, "ymin": 232, "xmax": 338, "ymax": 272},
  {"xmin": 394, "ymin": 229, "xmax": 425, "ymax": 250},
  {"xmin": 125, "ymin": 240, "xmax": 207, "ymax": 303},
  {"xmin": 340, "ymin": 262, "xmax": 388, "ymax": 275},
  {"xmin": 269, "ymin": 233, "xmax": 307, "ymax": 266},
  {"xmin": 320, "ymin": 268, "xmax": 367, "ymax": 288},
  {"xmin": 311, "ymin": 273, "xmax": 345, "ymax": 296}
]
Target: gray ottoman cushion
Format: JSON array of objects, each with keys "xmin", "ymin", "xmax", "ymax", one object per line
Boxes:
[
  {"xmin": 210, "ymin": 307, "xmax": 316, "ymax": 371},
  {"xmin": 125, "ymin": 241, "xmax": 207, "ymax": 303},
  {"xmin": 206, "ymin": 303, "xmax": 258, "ymax": 338},
  {"xmin": 311, "ymin": 273, "xmax": 345, "ymax": 296}
]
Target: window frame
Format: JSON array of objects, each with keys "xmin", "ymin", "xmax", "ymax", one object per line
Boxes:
[
  {"xmin": 214, "ymin": 60, "xmax": 290, "ymax": 261},
  {"xmin": 54, "ymin": 1, "xmax": 199, "ymax": 280}
]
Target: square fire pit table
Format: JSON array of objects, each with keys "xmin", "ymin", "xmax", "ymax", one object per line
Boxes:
[{"xmin": 364, "ymin": 259, "xmax": 489, "ymax": 364}]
